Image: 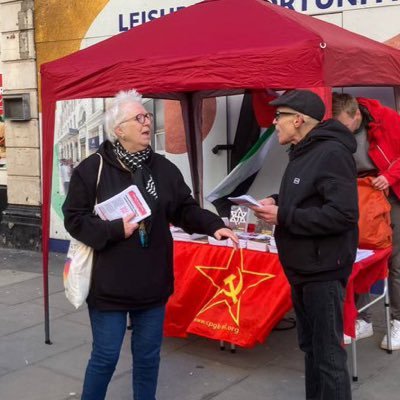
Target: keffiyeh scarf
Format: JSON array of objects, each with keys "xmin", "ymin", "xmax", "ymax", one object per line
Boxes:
[
  {"xmin": 113, "ymin": 141, "xmax": 159, "ymax": 247},
  {"xmin": 113, "ymin": 141, "xmax": 158, "ymax": 200}
]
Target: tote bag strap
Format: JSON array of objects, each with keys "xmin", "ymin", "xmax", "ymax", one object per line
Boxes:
[{"xmin": 95, "ymin": 153, "xmax": 103, "ymax": 206}]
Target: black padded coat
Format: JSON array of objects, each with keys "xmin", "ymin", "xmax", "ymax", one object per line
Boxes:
[
  {"xmin": 63, "ymin": 141, "xmax": 226, "ymax": 310},
  {"xmin": 273, "ymin": 119, "xmax": 359, "ymax": 285}
]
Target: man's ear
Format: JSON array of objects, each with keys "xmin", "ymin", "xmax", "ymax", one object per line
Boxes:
[{"xmin": 293, "ymin": 114, "xmax": 303, "ymax": 128}]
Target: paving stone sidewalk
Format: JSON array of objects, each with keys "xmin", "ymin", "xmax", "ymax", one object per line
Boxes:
[{"xmin": 0, "ymin": 248, "xmax": 399, "ymax": 400}]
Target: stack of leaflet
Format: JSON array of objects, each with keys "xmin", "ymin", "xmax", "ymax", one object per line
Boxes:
[
  {"xmin": 247, "ymin": 238, "xmax": 269, "ymax": 252},
  {"xmin": 229, "ymin": 238, "xmax": 247, "ymax": 248},
  {"xmin": 207, "ymin": 236, "xmax": 229, "ymax": 247},
  {"xmin": 170, "ymin": 226, "xmax": 207, "ymax": 242},
  {"xmin": 246, "ymin": 233, "xmax": 271, "ymax": 252},
  {"xmin": 268, "ymin": 237, "xmax": 278, "ymax": 253},
  {"xmin": 207, "ymin": 236, "xmax": 246, "ymax": 247},
  {"xmin": 94, "ymin": 184, "xmax": 151, "ymax": 223}
]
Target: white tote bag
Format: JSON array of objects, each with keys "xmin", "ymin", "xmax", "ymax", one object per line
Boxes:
[{"xmin": 63, "ymin": 154, "xmax": 103, "ymax": 309}]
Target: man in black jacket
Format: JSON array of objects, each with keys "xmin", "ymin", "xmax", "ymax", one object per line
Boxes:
[{"xmin": 251, "ymin": 90, "xmax": 358, "ymax": 400}]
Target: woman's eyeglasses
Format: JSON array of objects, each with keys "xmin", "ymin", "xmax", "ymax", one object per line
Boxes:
[
  {"xmin": 274, "ymin": 111, "xmax": 297, "ymax": 120},
  {"xmin": 120, "ymin": 113, "xmax": 154, "ymax": 125}
]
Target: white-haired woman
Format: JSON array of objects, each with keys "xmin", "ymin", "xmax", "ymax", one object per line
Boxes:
[{"xmin": 62, "ymin": 90, "xmax": 237, "ymax": 400}]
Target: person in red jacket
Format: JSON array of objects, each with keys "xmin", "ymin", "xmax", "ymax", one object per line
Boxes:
[{"xmin": 332, "ymin": 93, "xmax": 400, "ymax": 350}]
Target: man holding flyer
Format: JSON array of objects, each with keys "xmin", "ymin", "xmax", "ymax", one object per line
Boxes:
[{"xmin": 250, "ymin": 90, "xmax": 358, "ymax": 400}]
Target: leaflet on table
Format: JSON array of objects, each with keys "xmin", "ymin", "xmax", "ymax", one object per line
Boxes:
[
  {"xmin": 208, "ymin": 236, "xmax": 247, "ymax": 248},
  {"xmin": 236, "ymin": 232, "xmax": 270, "ymax": 240},
  {"xmin": 228, "ymin": 194, "xmax": 262, "ymax": 208},
  {"xmin": 246, "ymin": 239, "xmax": 269, "ymax": 252},
  {"xmin": 170, "ymin": 226, "xmax": 207, "ymax": 242},
  {"xmin": 94, "ymin": 185, "xmax": 151, "ymax": 223}
]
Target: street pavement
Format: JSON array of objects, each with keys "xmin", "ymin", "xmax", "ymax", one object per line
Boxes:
[{"xmin": 1, "ymin": 247, "xmax": 400, "ymax": 400}]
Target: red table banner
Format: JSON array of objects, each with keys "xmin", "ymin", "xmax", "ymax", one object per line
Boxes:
[
  {"xmin": 165, "ymin": 242, "xmax": 391, "ymax": 346},
  {"xmin": 165, "ymin": 243, "xmax": 292, "ymax": 348}
]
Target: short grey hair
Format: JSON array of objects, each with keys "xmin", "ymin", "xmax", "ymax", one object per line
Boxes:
[
  {"xmin": 104, "ymin": 89, "xmax": 143, "ymax": 140},
  {"xmin": 332, "ymin": 92, "xmax": 358, "ymax": 118}
]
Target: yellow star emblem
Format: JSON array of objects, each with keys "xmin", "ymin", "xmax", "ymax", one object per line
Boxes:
[{"xmin": 195, "ymin": 248, "xmax": 275, "ymax": 326}]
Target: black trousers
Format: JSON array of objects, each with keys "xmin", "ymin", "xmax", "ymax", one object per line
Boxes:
[{"xmin": 291, "ymin": 280, "xmax": 352, "ymax": 400}]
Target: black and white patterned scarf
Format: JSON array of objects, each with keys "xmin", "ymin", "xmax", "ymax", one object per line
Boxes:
[{"xmin": 113, "ymin": 141, "xmax": 158, "ymax": 200}]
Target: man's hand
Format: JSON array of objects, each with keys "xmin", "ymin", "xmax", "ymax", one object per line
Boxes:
[
  {"xmin": 372, "ymin": 175, "xmax": 389, "ymax": 191},
  {"xmin": 123, "ymin": 213, "xmax": 139, "ymax": 238},
  {"xmin": 253, "ymin": 204, "xmax": 279, "ymax": 225},
  {"xmin": 259, "ymin": 197, "xmax": 276, "ymax": 206},
  {"xmin": 214, "ymin": 228, "xmax": 239, "ymax": 248},
  {"xmin": 248, "ymin": 197, "xmax": 278, "ymax": 225}
]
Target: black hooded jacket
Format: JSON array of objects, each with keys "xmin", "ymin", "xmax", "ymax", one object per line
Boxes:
[
  {"xmin": 273, "ymin": 119, "xmax": 359, "ymax": 285},
  {"xmin": 62, "ymin": 141, "xmax": 226, "ymax": 310}
]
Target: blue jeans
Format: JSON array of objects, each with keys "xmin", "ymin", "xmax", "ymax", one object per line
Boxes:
[
  {"xmin": 291, "ymin": 280, "xmax": 351, "ymax": 400},
  {"xmin": 81, "ymin": 305, "xmax": 165, "ymax": 400}
]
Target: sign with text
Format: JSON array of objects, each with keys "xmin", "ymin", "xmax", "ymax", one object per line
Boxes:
[{"xmin": 271, "ymin": 0, "xmax": 400, "ymax": 15}]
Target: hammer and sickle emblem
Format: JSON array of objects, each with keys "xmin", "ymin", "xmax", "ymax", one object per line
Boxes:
[{"xmin": 221, "ymin": 268, "xmax": 243, "ymax": 304}]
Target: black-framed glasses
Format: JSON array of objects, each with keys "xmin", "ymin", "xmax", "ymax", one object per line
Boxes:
[
  {"xmin": 120, "ymin": 112, "xmax": 154, "ymax": 125},
  {"xmin": 274, "ymin": 111, "xmax": 297, "ymax": 120}
]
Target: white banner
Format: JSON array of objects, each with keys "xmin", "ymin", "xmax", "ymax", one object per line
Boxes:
[{"xmin": 270, "ymin": 0, "xmax": 400, "ymax": 15}]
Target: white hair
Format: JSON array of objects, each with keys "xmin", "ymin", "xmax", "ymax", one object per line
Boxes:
[{"xmin": 104, "ymin": 89, "xmax": 143, "ymax": 140}]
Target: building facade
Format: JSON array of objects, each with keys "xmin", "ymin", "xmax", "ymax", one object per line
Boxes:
[{"xmin": 0, "ymin": 0, "xmax": 40, "ymax": 249}]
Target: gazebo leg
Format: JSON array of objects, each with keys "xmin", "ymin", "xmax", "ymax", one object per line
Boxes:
[
  {"xmin": 351, "ymin": 339, "xmax": 358, "ymax": 382},
  {"xmin": 384, "ymin": 277, "xmax": 392, "ymax": 354}
]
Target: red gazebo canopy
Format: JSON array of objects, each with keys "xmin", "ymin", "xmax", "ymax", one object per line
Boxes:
[{"xmin": 40, "ymin": 0, "xmax": 400, "ymax": 342}]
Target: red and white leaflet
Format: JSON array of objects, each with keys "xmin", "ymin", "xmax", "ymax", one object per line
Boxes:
[
  {"xmin": 127, "ymin": 190, "xmax": 147, "ymax": 217},
  {"xmin": 94, "ymin": 185, "xmax": 151, "ymax": 223}
]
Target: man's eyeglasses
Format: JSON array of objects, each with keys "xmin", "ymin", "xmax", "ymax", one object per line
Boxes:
[
  {"xmin": 120, "ymin": 113, "xmax": 154, "ymax": 125},
  {"xmin": 274, "ymin": 111, "xmax": 297, "ymax": 120}
]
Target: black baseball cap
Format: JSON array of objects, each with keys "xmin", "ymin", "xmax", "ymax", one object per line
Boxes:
[{"xmin": 269, "ymin": 90, "xmax": 325, "ymax": 121}]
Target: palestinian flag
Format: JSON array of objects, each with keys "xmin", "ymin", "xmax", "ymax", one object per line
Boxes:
[
  {"xmin": 206, "ymin": 125, "xmax": 275, "ymax": 204},
  {"xmin": 207, "ymin": 87, "xmax": 332, "ymax": 216}
]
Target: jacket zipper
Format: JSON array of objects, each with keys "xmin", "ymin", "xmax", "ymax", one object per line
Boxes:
[
  {"xmin": 376, "ymin": 144, "xmax": 391, "ymax": 166},
  {"xmin": 376, "ymin": 144, "xmax": 400, "ymax": 171}
]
